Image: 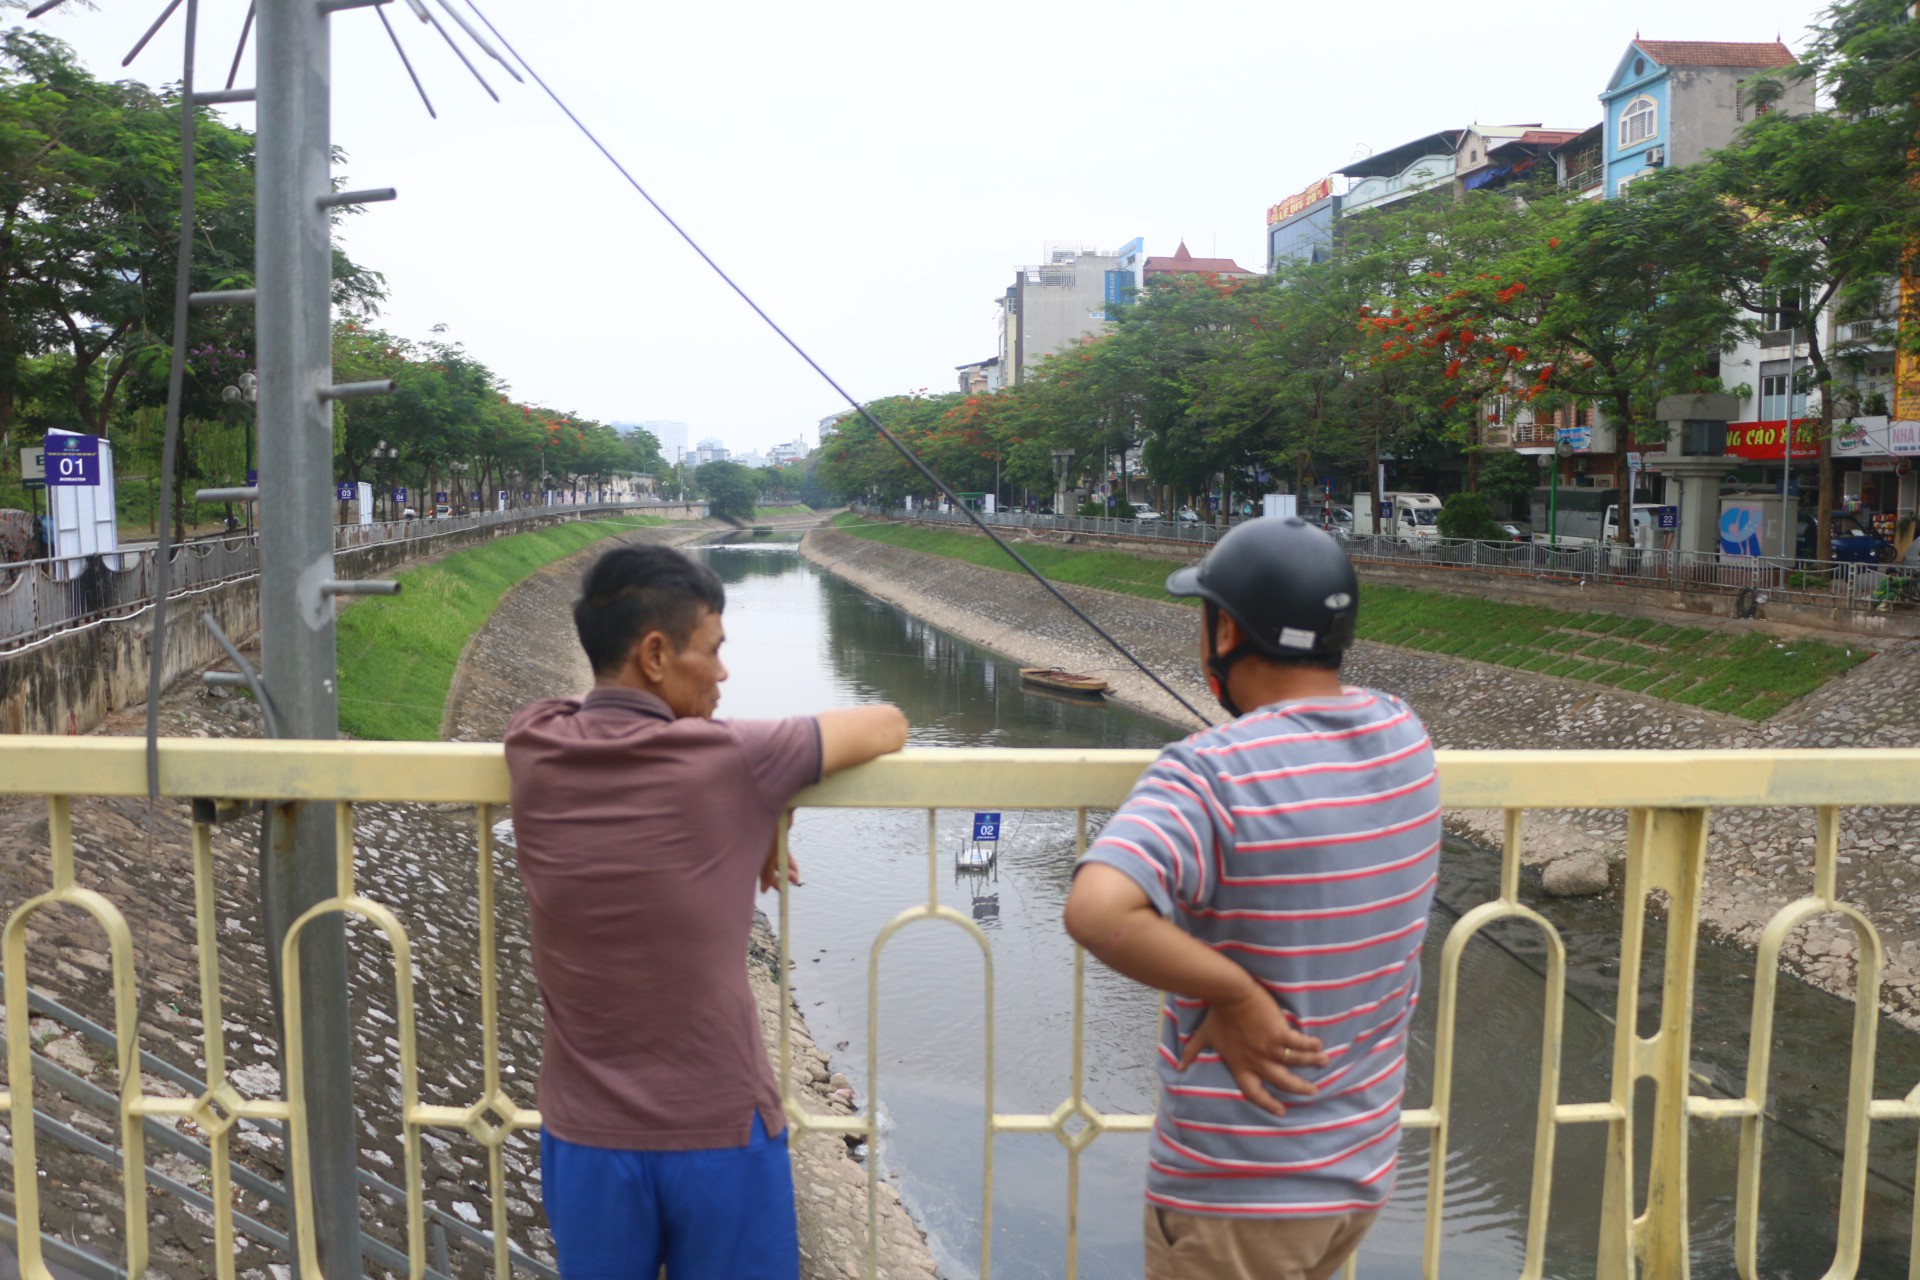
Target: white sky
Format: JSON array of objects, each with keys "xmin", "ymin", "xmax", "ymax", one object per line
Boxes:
[{"xmin": 38, "ymin": 0, "xmax": 1822, "ymax": 455}]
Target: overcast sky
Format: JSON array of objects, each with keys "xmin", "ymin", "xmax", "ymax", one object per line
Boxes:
[{"xmin": 38, "ymin": 0, "xmax": 1824, "ymax": 454}]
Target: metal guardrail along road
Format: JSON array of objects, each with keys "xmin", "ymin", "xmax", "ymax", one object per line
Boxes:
[
  {"xmin": 870, "ymin": 506, "xmax": 1920, "ymax": 614},
  {"xmin": 0, "ymin": 502, "xmax": 704, "ymax": 653},
  {"xmin": 1, "ymin": 739, "xmax": 1918, "ymax": 1279}
]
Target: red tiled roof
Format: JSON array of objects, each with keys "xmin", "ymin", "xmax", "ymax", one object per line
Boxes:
[
  {"xmin": 1143, "ymin": 240, "xmax": 1254, "ymax": 277},
  {"xmin": 1634, "ymin": 40, "xmax": 1796, "ymax": 69}
]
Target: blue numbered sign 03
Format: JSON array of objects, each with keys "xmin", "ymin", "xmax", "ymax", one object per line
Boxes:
[{"xmin": 972, "ymin": 812, "xmax": 1002, "ymax": 842}]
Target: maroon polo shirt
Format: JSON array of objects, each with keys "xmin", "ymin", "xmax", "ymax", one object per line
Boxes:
[{"xmin": 503, "ymin": 686, "xmax": 822, "ymax": 1150}]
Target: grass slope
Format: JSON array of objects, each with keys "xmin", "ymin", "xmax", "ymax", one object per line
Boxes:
[
  {"xmin": 336, "ymin": 516, "xmax": 664, "ymax": 740},
  {"xmin": 828, "ymin": 514, "xmax": 1868, "ymax": 721}
]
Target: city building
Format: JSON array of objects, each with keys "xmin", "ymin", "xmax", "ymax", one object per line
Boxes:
[
  {"xmin": 1142, "ymin": 241, "xmax": 1255, "ymax": 282},
  {"xmin": 994, "ymin": 238, "xmax": 1145, "ymax": 385},
  {"xmin": 955, "ymin": 357, "xmax": 1001, "ymax": 394},
  {"xmin": 1600, "ymin": 40, "xmax": 1807, "ymax": 198},
  {"xmin": 1266, "ymin": 176, "xmax": 1340, "ymax": 270},
  {"xmin": 768, "ymin": 438, "xmax": 810, "ymax": 467},
  {"xmin": 692, "ymin": 438, "xmax": 729, "ymax": 466},
  {"xmin": 636, "ymin": 420, "xmax": 690, "ymax": 466}
]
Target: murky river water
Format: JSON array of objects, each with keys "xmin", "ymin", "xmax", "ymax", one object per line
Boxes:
[{"xmin": 696, "ymin": 544, "xmax": 1919, "ymax": 1279}]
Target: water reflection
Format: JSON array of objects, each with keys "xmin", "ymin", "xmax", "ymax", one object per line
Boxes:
[{"xmin": 696, "ymin": 546, "xmax": 1918, "ymax": 1280}]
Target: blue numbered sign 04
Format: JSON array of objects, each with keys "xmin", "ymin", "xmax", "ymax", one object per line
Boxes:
[{"xmin": 972, "ymin": 812, "xmax": 1002, "ymax": 842}]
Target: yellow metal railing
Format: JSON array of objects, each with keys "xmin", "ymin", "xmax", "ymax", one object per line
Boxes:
[{"xmin": 2, "ymin": 738, "xmax": 1919, "ymax": 1280}]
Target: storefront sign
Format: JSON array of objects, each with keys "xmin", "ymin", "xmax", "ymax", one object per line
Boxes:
[
  {"xmin": 1835, "ymin": 417, "xmax": 1886, "ymax": 457},
  {"xmin": 1725, "ymin": 418, "xmax": 1820, "ymax": 461},
  {"xmin": 1890, "ymin": 420, "xmax": 1920, "ymax": 456},
  {"xmin": 1267, "ymin": 176, "xmax": 1334, "ymax": 227}
]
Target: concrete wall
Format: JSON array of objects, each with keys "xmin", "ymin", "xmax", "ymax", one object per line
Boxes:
[{"xmin": 0, "ymin": 506, "xmax": 701, "ymax": 738}]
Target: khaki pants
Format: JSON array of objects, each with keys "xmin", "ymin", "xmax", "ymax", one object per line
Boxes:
[{"xmin": 1144, "ymin": 1203, "xmax": 1378, "ymax": 1280}]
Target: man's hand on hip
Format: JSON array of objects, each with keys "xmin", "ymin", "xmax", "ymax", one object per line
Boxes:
[{"xmin": 1176, "ymin": 988, "xmax": 1327, "ymax": 1117}]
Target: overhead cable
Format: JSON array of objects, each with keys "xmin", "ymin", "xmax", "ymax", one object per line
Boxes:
[{"xmin": 458, "ymin": 0, "xmax": 1213, "ymax": 729}]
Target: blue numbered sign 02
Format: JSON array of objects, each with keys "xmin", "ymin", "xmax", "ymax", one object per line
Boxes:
[{"xmin": 972, "ymin": 812, "xmax": 1002, "ymax": 842}]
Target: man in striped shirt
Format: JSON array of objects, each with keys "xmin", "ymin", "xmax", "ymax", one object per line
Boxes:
[{"xmin": 1065, "ymin": 517, "xmax": 1439, "ymax": 1280}]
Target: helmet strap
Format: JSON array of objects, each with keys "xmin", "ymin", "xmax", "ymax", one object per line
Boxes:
[{"xmin": 1202, "ymin": 602, "xmax": 1255, "ymax": 718}]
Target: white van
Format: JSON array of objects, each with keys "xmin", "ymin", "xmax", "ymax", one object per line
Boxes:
[{"xmin": 1351, "ymin": 492, "xmax": 1443, "ymax": 547}]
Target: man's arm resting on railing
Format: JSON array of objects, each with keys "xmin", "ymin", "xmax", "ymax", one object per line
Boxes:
[
  {"xmin": 817, "ymin": 705, "xmax": 910, "ymax": 776},
  {"xmin": 1064, "ymin": 864, "xmax": 1328, "ymax": 1115}
]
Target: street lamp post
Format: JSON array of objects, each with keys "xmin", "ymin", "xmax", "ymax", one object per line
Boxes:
[
  {"xmin": 371, "ymin": 438, "xmax": 398, "ymax": 522},
  {"xmin": 219, "ymin": 371, "xmax": 259, "ymax": 535}
]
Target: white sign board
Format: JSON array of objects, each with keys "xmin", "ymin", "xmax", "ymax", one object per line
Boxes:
[
  {"xmin": 46, "ymin": 428, "xmax": 118, "ymax": 579},
  {"xmin": 358, "ymin": 481, "xmax": 374, "ymax": 526},
  {"xmin": 1261, "ymin": 493, "xmax": 1297, "ymax": 520},
  {"xmin": 983, "ymin": 494, "xmax": 997, "ymax": 514},
  {"xmin": 19, "ymin": 446, "xmax": 43, "ymax": 482}
]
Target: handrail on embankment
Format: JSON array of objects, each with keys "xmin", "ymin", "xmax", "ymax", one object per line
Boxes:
[
  {"xmin": 0, "ymin": 501, "xmax": 707, "ymax": 654},
  {"xmin": 0, "ymin": 738, "xmax": 1917, "ymax": 1279}
]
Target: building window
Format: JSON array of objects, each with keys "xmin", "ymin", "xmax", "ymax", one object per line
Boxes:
[
  {"xmin": 1620, "ymin": 96, "xmax": 1657, "ymax": 148},
  {"xmin": 1759, "ymin": 361, "xmax": 1809, "ymax": 420},
  {"xmin": 1760, "ymin": 287, "xmax": 1807, "ymax": 333}
]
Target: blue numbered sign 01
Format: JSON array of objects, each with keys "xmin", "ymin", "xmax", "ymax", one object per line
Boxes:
[{"xmin": 972, "ymin": 812, "xmax": 1002, "ymax": 842}]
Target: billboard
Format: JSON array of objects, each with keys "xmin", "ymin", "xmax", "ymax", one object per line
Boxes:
[
  {"xmin": 1267, "ymin": 176, "xmax": 1334, "ymax": 227},
  {"xmin": 1724, "ymin": 417, "xmax": 1820, "ymax": 460}
]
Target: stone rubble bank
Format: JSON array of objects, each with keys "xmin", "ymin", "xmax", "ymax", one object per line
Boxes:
[{"xmin": 802, "ymin": 526, "xmax": 1920, "ymax": 1028}]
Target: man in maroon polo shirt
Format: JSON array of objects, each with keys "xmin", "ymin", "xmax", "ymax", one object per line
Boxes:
[{"xmin": 504, "ymin": 543, "xmax": 908, "ymax": 1280}]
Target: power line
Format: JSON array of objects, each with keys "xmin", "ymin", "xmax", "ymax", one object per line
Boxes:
[{"xmin": 456, "ymin": 0, "xmax": 1213, "ymax": 730}]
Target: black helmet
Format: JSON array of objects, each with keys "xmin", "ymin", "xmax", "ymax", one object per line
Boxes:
[{"xmin": 1166, "ymin": 517, "xmax": 1358, "ymax": 661}]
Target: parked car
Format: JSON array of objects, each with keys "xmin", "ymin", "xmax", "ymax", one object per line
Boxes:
[
  {"xmin": 1176, "ymin": 507, "xmax": 1203, "ymax": 524},
  {"xmin": 1323, "ymin": 506, "xmax": 1356, "ymax": 538},
  {"xmin": 1129, "ymin": 504, "xmax": 1163, "ymax": 522},
  {"xmin": 1797, "ymin": 511, "xmax": 1896, "ymax": 564},
  {"xmin": 1496, "ymin": 522, "xmax": 1534, "ymax": 542}
]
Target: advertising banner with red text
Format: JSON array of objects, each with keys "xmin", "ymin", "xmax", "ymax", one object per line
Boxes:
[
  {"xmin": 1267, "ymin": 177, "xmax": 1334, "ymax": 227},
  {"xmin": 1725, "ymin": 418, "xmax": 1821, "ymax": 460}
]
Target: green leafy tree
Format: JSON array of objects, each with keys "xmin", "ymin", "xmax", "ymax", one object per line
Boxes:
[
  {"xmin": 1436, "ymin": 491, "xmax": 1504, "ymax": 540},
  {"xmin": 695, "ymin": 459, "xmax": 758, "ymax": 521},
  {"xmin": 1706, "ymin": 0, "xmax": 1920, "ymax": 558},
  {"xmin": 1477, "ymin": 449, "xmax": 1538, "ymax": 521}
]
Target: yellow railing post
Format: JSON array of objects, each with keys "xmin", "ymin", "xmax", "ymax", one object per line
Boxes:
[{"xmin": 1598, "ymin": 807, "xmax": 1710, "ymax": 1279}]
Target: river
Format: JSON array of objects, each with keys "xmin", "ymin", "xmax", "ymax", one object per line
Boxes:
[{"xmin": 698, "ymin": 544, "xmax": 1918, "ymax": 1279}]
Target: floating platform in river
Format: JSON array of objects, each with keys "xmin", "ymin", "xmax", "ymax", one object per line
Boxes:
[{"xmin": 1019, "ymin": 668, "xmax": 1109, "ymax": 697}]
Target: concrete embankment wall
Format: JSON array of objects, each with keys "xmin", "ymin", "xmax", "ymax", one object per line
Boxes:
[{"xmin": 0, "ymin": 508, "xmax": 679, "ymax": 738}]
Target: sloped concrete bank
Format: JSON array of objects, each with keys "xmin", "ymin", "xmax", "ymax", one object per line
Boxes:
[{"xmin": 802, "ymin": 526, "xmax": 1920, "ymax": 1030}]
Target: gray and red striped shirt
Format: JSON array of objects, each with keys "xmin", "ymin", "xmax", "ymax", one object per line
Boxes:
[{"xmin": 1080, "ymin": 687, "xmax": 1439, "ymax": 1218}]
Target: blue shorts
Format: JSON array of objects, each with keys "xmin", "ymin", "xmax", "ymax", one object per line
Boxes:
[{"xmin": 540, "ymin": 1115, "xmax": 798, "ymax": 1280}]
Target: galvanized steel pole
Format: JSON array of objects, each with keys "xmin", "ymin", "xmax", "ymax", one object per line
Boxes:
[{"xmin": 255, "ymin": 1, "xmax": 364, "ymax": 1274}]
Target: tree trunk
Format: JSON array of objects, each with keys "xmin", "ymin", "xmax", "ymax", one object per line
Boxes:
[
  {"xmin": 1612, "ymin": 391, "xmax": 1636, "ymax": 546},
  {"xmin": 1809, "ymin": 328, "xmax": 1834, "ymax": 562}
]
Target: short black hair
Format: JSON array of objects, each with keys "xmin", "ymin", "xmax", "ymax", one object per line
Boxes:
[{"xmin": 573, "ymin": 544, "xmax": 725, "ymax": 676}]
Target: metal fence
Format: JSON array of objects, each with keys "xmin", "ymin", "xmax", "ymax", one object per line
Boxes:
[
  {"xmin": 867, "ymin": 507, "xmax": 1920, "ymax": 614},
  {"xmin": 0, "ymin": 502, "xmax": 701, "ymax": 653},
  {"xmin": 1, "ymin": 738, "xmax": 1917, "ymax": 1280}
]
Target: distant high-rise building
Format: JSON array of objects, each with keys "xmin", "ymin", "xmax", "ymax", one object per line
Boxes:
[
  {"xmin": 693, "ymin": 437, "xmax": 729, "ymax": 466},
  {"xmin": 635, "ymin": 420, "xmax": 691, "ymax": 465}
]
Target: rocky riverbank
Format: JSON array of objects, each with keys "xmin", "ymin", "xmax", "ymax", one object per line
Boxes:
[{"xmin": 802, "ymin": 525, "xmax": 1920, "ymax": 1028}]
